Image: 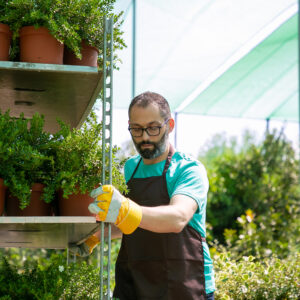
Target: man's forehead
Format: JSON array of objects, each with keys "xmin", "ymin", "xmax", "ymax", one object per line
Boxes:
[
  {"xmin": 129, "ymin": 103, "xmax": 162, "ymax": 121},
  {"xmin": 128, "ymin": 120, "xmax": 160, "ymax": 126}
]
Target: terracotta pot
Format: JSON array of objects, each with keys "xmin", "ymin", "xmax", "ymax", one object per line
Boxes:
[
  {"xmin": 58, "ymin": 189, "xmax": 95, "ymax": 216},
  {"xmin": 19, "ymin": 26, "xmax": 64, "ymax": 64},
  {"xmin": 64, "ymin": 41, "xmax": 98, "ymax": 67},
  {"xmin": 0, "ymin": 178, "xmax": 6, "ymax": 216},
  {"xmin": 0, "ymin": 23, "xmax": 12, "ymax": 61},
  {"xmin": 6, "ymin": 183, "xmax": 53, "ymax": 216}
]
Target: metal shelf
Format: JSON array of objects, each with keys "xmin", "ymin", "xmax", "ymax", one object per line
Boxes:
[
  {"xmin": 0, "ymin": 61, "xmax": 103, "ymax": 133},
  {"xmin": 0, "ymin": 216, "xmax": 100, "ymax": 249}
]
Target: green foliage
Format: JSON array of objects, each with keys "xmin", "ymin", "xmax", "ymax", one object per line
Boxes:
[
  {"xmin": 1, "ymin": 0, "xmax": 126, "ymax": 67},
  {"xmin": 1, "ymin": 244, "xmax": 299, "ymax": 299},
  {"xmin": 201, "ymin": 129, "xmax": 299, "ymax": 258},
  {"xmin": 0, "ymin": 110, "xmax": 127, "ymax": 209},
  {"xmin": 0, "ymin": 255, "xmax": 100, "ymax": 299},
  {"xmin": 213, "ymin": 251, "xmax": 300, "ymax": 300},
  {"xmin": 0, "ymin": 1, "xmax": 5, "ymax": 16},
  {"xmin": 53, "ymin": 111, "xmax": 127, "ymax": 198},
  {"xmin": 55, "ymin": 0, "xmax": 126, "ymax": 66},
  {"xmin": 0, "ymin": 240, "xmax": 122, "ymax": 299},
  {"xmin": 0, "ymin": 111, "xmax": 56, "ymax": 209}
]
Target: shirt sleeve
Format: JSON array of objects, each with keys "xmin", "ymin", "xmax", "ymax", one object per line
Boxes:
[{"xmin": 170, "ymin": 161, "xmax": 209, "ymax": 212}]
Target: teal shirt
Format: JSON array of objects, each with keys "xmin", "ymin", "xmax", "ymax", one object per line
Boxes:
[{"xmin": 124, "ymin": 150, "xmax": 215, "ymax": 294}]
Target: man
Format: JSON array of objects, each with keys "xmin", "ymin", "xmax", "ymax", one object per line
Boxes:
[{"xmin": 72, "ymin": 91, "xmax": 215, "ymax": 299}]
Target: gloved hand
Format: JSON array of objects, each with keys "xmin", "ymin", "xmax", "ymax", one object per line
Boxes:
[
  {"xmin": 69, "ymin": 234, "xmax": 100, "ymax": 257},
  {"xmin": 88, "ymin": 185, "xmax": 142, "ymax": 234}
]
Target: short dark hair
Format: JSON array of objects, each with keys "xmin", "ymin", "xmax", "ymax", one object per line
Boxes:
[{"xmin": 128, "ymin": 91, "xmax": 171, "ymax": 120}]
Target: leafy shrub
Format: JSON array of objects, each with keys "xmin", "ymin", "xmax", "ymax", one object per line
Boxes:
[
  {"xmin": 0, "ymin": 256, "xmax": 68, "ymax": 299},
  {"xmin": 1, "ymin": 0, "xmax": 126, "ymax": 67},
  {"xmin": 200, "ymin": 129, "xmax": 300, "ymax": 258},
  {"xmin": 0, "ymin": 242, "xmax": 120, "ymax": 300},
  {"xmin": 0, "ymin": 239, "xmax": 121, "ymax": 298},
  {"xmin": 213, "ymin": 251, "xmax": 300, "ymax": 300},
  {"xmin": 0, "ymin": 109, "xmax": 127, "ymax": 209},
  {"xmin": 53, "ymin": 111, "xmax": 127, "ymax": 198},
  {"xmin": 0, "ymin": 111, "xmax": 56, "ymax": 208},
  {"xmin": 1, "ymin": 245, "xmax": 299, "ymax": 300}
]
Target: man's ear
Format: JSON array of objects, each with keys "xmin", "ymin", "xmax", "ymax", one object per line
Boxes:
[{"xmin": 168, "ymin": 118, "xmax": 175, "ymax": 133}]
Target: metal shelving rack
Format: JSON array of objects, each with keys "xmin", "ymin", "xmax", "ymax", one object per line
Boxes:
[
  {"xmin": 100, "ymin": 17, "xmax": 114, "ymax": 300},
  {"xmin": 0, "ymin": 17, "xmax": 115, "ymax": 300}
]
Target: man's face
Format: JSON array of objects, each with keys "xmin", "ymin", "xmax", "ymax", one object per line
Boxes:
[{"xmin": 128, "ymin": 103, "xmax": 169, "ymax": 159}]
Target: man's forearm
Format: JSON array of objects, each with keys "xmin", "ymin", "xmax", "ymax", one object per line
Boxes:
[{"xmin": 139, "ymin": 194, "xmax": 197, "ymax": 234}]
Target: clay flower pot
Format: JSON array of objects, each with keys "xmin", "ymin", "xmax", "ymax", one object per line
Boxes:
[
  {"xmin": 0, "ymin": 178, "xmax": 6, "ymax": 216},
  {"xmin": 58, "ymin": 189, "xmax": 95, "ymax": 216},
  {"xmin": 64, "ymin": 41, "xmax": 98, "ymax": 67},
  {"xmin": 0, "ymin": 23, "xmax": 12, "ymax": 61},
  {"xmin": 19, "ymin": 26, "xmax": 64, "ymax": 64},
  {"xmin": 6, "ymin": 183, "xmax": 53, "ymax": 216}
]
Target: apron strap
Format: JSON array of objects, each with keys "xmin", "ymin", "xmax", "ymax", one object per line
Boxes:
[
  {"xmin": 163, "ymin": 144, "xmax": 175, "ymax": 174},
  {"xmin": 129, "ymin": 157, "xmax": 142, "ymax": 181}
]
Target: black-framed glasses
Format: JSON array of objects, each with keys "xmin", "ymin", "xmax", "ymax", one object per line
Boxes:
[{"xmin": 128, "ymin": 119, "xmax": 170, "ymax": 137}]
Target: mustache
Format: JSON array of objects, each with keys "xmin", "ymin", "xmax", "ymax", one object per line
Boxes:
[{"xmin": 138, "ymin": 141, "xmax": 156, "ymax": 146}]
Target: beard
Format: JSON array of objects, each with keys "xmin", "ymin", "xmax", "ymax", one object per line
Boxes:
[{"xmin": 134, "ymin": 130, "xmax": 169, "ymax": 159}]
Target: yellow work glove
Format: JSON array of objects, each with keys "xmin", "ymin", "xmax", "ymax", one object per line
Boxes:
[
  {"xmin": 88, "ymin": 185, "xmax": 142, "ymax": 234},
  {"xmin": 69, "ymin": 234, "xmax": 100, "ymax": 257}
]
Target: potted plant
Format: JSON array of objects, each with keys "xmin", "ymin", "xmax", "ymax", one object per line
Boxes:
[
  {"xmin": 3, "ymin": 0, "xmax": 125, "ymax": 67},
  {"xmin": 4, "ymin": 0, "xmax": 65, "ymax": 63},
  {"xmin": 0, "ymin": 0, "xmax": 12, "ymax": 61},
  {"xmin": 3, "ymin": 112, "xmax": 56, "ymax": 215},
  {"xmin": 53, "ymin": 111, "xmax": 127, "ymax": 216},
  {"xmin": 62, "ymin": 0, "xmax": 126, "ymax": 68},
  {"xmin": 0, "ymin": 111, "xmax": 13, "ymax": 215}
]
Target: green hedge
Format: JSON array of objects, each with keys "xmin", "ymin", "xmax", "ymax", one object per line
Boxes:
[
  {"xmin": 200, "ymin": 130, "xmax": 300, "ymax": 258},
  {"xmin": 214, "ymin": 252, "xmax": 300, "ymax": 300},
  {"xmin": 1, "ymin": 248, "xmax": 299, "ymax": 299},
  {"xmin": 0, "ymin": 256, "xmax": 101, "ymax": 299}
]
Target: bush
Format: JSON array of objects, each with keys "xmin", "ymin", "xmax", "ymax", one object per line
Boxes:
[
  {"xmin": 200, "ymin": 129, "xmax": 300, "ymax": 258},
  {"xmin": 53, "ymin": 111, "xmax": 127, "ymax": 198},
  {"xmin": 0, "ymin": 256, "xmax": 101, "ymax": 299},
  {"xmin": 213, "ymin": 251, "xmax": 300, "ymax": 300},
  {"xmin": 0, "ymin": 109, "xmax": 127, "ymax": 209},
  {"xmin": 0, "ymin": 240, "xmax": 121, "ymax": 299},
  {"xmin": 0, "ymin": 111, "xmax": 56, "ymax": 208}
]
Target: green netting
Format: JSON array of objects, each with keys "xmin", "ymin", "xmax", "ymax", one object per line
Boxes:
[
  {"xmin": 113, "ymin": 1, "xmax": 298, "ymax": 123},
  {"xmin": 181, "ymin": 14, "xmax": 298, "ymax": 122}
]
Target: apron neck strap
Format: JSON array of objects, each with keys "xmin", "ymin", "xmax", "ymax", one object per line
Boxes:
[
  {"xmin": 163, "ymin": 144, "xmax": 175, "ymax": 174},
  {"xmin": 130, "ymin": 157, "xmax": 142, "ymax": 179}
]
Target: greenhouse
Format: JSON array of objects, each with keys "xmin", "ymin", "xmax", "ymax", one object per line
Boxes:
[{"xmin": 0, "ymin": 0, "xmax": 299, "ymax": 299}]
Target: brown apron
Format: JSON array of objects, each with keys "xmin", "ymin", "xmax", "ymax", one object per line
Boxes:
[{"xmin": 113, "ymin": 145, "xmax": 206, "ymax": 300}]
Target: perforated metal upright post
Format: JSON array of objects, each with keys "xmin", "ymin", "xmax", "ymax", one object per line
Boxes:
[{"xmin": 100, "ymin": 17, "xmax": 114, "ymax": 300}]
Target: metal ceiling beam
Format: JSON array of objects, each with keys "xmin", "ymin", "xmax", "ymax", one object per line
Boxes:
[{"xmin": 132, "ymin": 0, "xmax": 136, "ymax": 99}]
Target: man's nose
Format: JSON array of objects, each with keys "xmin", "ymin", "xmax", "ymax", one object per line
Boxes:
[{"xmin": 142, "ymin": 128, "xmax": 150, "ymax": 139}]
